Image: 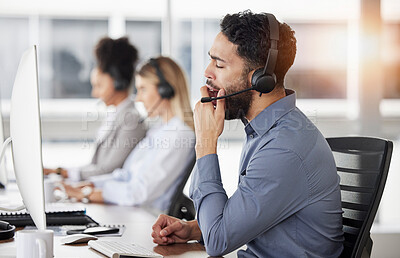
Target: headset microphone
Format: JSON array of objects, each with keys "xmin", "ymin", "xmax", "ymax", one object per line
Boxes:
[
  {"xmin": 138, "ymin": 96, "xmax": 164, "ymax": 123},
  {"xmin": 201, "ymin": 86, "xmax": 254, "ymax": 103}
]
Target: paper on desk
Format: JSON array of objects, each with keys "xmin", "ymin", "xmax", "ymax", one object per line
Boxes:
[
  {"xmin": 25, "ymin": 224, "xmax": 126, "ymax": 237},
  {"xmin": 94, "ymin": 225, "xmax": 126, "ymax": 237}
]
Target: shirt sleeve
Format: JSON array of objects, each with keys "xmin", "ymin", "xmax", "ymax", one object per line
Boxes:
[
  {"xmin": 89, "ymin": 173, "xmax": 115, "ymax": 188},
  {"xmin": 189, "ymin": 148, "xmax": 310, "ymax": 257},
  {"xmin": 102, "ymin": 131, "xmax": 194, "ymax": 207},
  {"xmin": 67, "ymin": 167, "xmax": 81, "ymax": 182},
  {"xmin": 78, "ymin": 115, "xmax": 146, "ymax": 180}
]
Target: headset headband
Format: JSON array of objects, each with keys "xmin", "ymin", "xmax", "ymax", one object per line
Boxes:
[
  {"xmin": 263, "ymin": 13, "xmax": 279, "ymax": 76},
  {"xmin": 149, "ymin": 58, "xmax": 168, "ymax": 85}
]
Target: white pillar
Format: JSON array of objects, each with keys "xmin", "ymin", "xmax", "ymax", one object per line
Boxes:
[
  {"xmin": 162, "ymin": 0, "xmax": 172, "ymax": 55},
  {"xmin": 190, "ymin": 19, "xmax": 205, "ymax": 104},
  {"xmin": 108, "ymin": 12, "xmax": 126, "ymax": 39},
  {"xmin": 346, "ymin": 1, "xmax": 360, "ymax": 120},
  {"xmin": 358, "ymin": 0, "xmax": 382, "ymax": 136}
]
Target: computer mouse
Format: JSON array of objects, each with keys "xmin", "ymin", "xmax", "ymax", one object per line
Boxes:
[{"xmin": 60, "ymin": 233, "xmax": 98, "ymax": 245}]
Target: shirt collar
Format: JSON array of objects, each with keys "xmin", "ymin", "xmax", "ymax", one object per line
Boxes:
[{"xmin": 244, "ymin": 89, "xmax": 296, "ymax": 137}]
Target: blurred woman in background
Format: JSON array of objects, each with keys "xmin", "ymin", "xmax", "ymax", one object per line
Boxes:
[
  {"xmin": 45, "ymin": 36, "xmax": 146, "ymax": 181},
  {"xmin": 64, "ymin": 56, "xmax": 195, "ymax": 212}
]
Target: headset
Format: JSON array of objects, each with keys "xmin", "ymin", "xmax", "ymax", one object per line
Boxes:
[
  {"xmin": 138, "ymin": 58, "xmax": 175, "ymax": 123},
  {"xmin": 0, "ymin": 220, "xmax": 15, "ymax": 240},
  {"xmin": 250, "ymin": 13, "xmax": 280, "ymax": 95},
  {"xmin": 201, "ymin": 13, "xmax": 280, "ymax": 103},
  {"xmin": 148, "ymin": 58, "xmax": 175, "ymax": 99},
  {"xmin": 108, "ymin": 65, "xmax": 130, "ymax": 91}
]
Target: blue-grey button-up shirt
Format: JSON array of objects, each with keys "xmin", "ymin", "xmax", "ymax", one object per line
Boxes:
[{"xmin": 190, "ymin": 90, "xmax": 344, "ymax": 257}]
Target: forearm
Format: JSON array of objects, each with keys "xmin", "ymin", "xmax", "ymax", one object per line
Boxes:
[
  {"xmin": 190, "ymin": 155, "xmax": 233, "ymax": 256},
  {"xmin": 188, "ymin": 220, "xmax": 202, "ymax": 241},
  {"xmin": 44, "ymin": 167, "xmax": 68, "ymax": 178},
  {"xmin": 79, "ymin": 162, "xmax": 120, "ymax": 180},
  {"xmin": 195, "ymin": 138, "xmax": 217, "ymax": 159}
]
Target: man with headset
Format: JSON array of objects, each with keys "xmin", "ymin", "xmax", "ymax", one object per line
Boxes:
[{"xmin": 151, "ymin": 10, "xmax": 344, "ymax": 257}]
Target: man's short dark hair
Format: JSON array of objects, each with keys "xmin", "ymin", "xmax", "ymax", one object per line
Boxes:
[
  {"xmin": 220, "ymin": 10, "xmax": 297, "ymax": 87},
  {"xmin": 95, "ymin": 36, "xmax": 138, "ymax": 85}
]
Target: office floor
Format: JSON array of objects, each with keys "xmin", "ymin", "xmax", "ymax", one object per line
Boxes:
[{"xmin": 4, "ymin": 139, "xmax": 399, "ymax": 257}]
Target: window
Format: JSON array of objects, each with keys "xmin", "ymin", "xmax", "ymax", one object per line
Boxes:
[
  {"xmin": 287, "ymin": 23, "xmax": 348, "ymax": 99},
  {"xmin": 126, "ymin": 20, "xmax": 162, "ymax": 61},
  {"xmin": 171, "ymin": 20, "xmax": 192, "ymax": 83},
  {"xmin": 38, "ymin": 18, "xmax": 108, "ymax": 98},
  {"xmin": 0, "ymin": 17, "xmax": 29, "ymax": 99},
  {"xmin": 383, "ymin": 23, "xmax": 400, "ymax": 99}
]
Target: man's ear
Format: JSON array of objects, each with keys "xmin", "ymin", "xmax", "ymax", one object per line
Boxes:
[{"xmin": 247, "ymin": 69, "xmax": 256, "ymax": 87}]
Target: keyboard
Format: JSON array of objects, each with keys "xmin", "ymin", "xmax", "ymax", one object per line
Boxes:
[
  {"xmin": 88, "ymin": 240, "xmax": 163, "ymax": 258},
  {"xmin": 0, "ymin": 211, "xmax": 99, "ymax": 227}
]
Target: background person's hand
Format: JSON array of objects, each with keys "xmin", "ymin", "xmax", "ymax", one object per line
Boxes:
[
  {"xmin": 62, "ymin": 183, "xmax": 85, "ymax": 201},
  {"xmin": 43, "ymin": 168, "xmax": 56, "ymax": 175},
  {"xmin": 151, "ymin": 214, "xmax": 200, "ymax": 245},
  {"xmin": 43, "ymin": 167, "xmax": 68, "ymax": 178}
]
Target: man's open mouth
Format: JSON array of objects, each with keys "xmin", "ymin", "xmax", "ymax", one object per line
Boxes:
[{"xmin": 206, "ymin": 85, "xmax": 220, "ymax": 107}]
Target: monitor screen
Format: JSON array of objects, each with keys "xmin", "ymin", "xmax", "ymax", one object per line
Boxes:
[
  {"xmin": 0, "ymin": 104, "xmax": 6, "ymax": 188},
  {"xmin": 9, "ymin": 46, "xmax": 46, "ymax": 230}
]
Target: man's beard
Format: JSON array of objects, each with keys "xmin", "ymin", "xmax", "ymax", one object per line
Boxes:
[{"xmin": 207, "ymin": 71, "xmax": 252, "ymax": 120}]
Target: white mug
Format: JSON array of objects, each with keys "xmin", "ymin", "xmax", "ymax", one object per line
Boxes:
[
  {"xmin": 44, "ymin": 177, "xmax": 66, "ymax": 203},
  {"xmin": 16, "ymin": 229, "xmax": 54, "ymax": 258}
]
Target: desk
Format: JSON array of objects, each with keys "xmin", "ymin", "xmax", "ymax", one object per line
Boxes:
[{"xmin": 0, "ymin": 185, "xmax": 238, "ymax": 258}]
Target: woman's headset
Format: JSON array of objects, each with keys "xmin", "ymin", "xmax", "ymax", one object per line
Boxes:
[
  {"xmin": 108, "ymin": 65, "xmax": 130, "ymax": 91},
  {"xmin": 148, "ymin": 58, "xmax": 175, "ymax": 99}
]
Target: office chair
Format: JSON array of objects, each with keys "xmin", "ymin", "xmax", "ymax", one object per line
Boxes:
[
  {"xmin": 167, "ymin": 154, "xmax": 196, "ymax": 221},
  {"xmin": 326, "ymin": 137, "xmax": 393, "ymax": 258}
]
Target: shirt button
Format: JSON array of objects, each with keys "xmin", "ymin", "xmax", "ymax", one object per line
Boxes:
[{"xmin": 249, "ymin": 134, "xmax": 254, "ymax": 139}]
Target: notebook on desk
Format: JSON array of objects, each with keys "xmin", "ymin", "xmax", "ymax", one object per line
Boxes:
[{"xmin": 0, "ymin": 203, "xmax": 99, "ymax": 227}]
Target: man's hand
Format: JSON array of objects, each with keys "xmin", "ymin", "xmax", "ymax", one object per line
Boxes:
[
  {"xmin": 151, "ymin": 214, "xmax": 201, "ymax": 245},
  {"xmin": 194, "ymin": 86, "xmax": 225, "ymax": 159}
]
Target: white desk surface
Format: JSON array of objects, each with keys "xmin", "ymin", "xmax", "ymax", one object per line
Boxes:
[{"xmin": 0, "ymin": 184, "xmax": 238, "ymax": 258}]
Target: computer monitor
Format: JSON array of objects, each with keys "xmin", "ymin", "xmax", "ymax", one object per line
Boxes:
[
  {"xmin": 5, "ymin": 46, "xmax": 46, "ymax": 230},
  {"xmin": 0, "ymin": 103, "xmax": 6, "ymax": 188}
]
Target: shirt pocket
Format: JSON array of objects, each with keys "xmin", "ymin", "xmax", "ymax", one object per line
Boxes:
[{"xmin": 239, "ymin": 169, "xmax": 246, "ymax": 184}]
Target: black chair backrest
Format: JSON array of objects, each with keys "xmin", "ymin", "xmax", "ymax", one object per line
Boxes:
[
  {"xmin": 326, "ymin": 137, "xmax": 393, "ymax": 258},
  {"xmin": 167, "ymin": 152, "xmax": 196, "ymax": 220}
]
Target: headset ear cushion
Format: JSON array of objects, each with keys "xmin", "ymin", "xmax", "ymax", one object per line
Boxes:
[
  {"xmin": 113, "ymin": 80, "xmax": 123, "ymax": 91},
  {"xmin": 113, "ymin": 77, "xmax": 130, "ymax": 91},
  {"xmin": 109, "ymin": 65, "xmax": 129, "ymax": 91},
  {"xmin": 251, "ymin": 68, "xmax": 264, "ymax": 87},
  {"xmin": 251, "ymin": 68, "xmax": 276, "ymax": 94},
  {"xmin": 158, "ymin": 82, "xmax": 175, "ymax": 99},
  {"xmin": 255, "ymin": 75, "xmax": 276, "ymax": 93}
]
